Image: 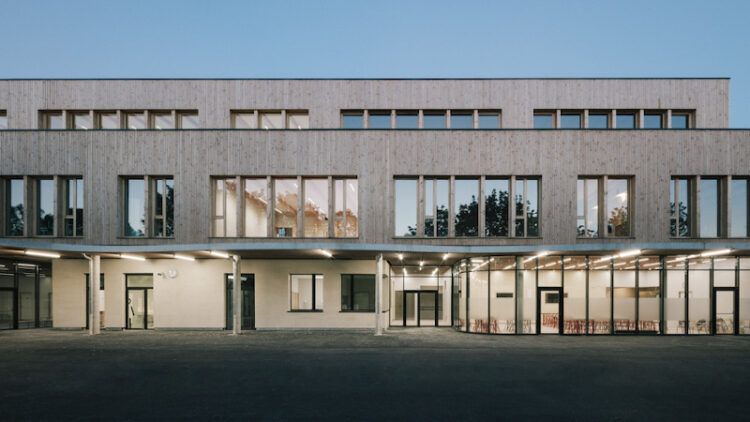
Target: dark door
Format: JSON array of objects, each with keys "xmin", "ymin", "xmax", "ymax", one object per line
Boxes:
[
  {"xmin": 225, "ymin": 274, "xmax": 255, "ymax": 330},
  {"xmin": 403, "ymin": 291, "xmax": 439, "ymax": 327},
  {"xmin": 713, "ymin": 287, "xmax": 738, "ymax": 335},
  {"xmin": 537, "ymin": 287, "xmax": 563, "ymax": 334},
  {"xmin": 126, "ymin": 288, "xmax": 153, "ymax": 329},
  {"xmin": 0, "ymin": 288, "xmax": 15, "ymax": 330}
]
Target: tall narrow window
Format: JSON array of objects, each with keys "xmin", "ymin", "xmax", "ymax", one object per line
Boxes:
[
  {"xmin": 670, "ymin": 177, "xmax": 692, "ymax": 237},
  {"xmin": 533, "ymin": 112, "xmax": 555, "ymax": 129},
  {"xmin": 577, "ymin": 178, "xmax": 599, "ymax": 237},
  {"xmin": 0, "ymin": 111, "xmax": 7, "ymax": 129},
  {"xmin": 124, "ymin": 111, "xmax": 147, "ymax": 130},
  {"xmin": 259, "ymin": 112, "xmax": 283, "ymax": 129},
  {"xmin": 243, "ymin": 178, "xmax": 268, "ymax": 237},
  {"xmin": 69, "ymin": 112, "xmax": 92, "ymax": 130},
  {"xmin": 485, "ymin": 178, "xmax": 509, "ymax": 236},
  {"xmin": 450, "ymin": 111, "xmax": 473, "ymax": 129},
  {"xmin": 478, "ymin": 111, "xmax": 501, "ymax": 129},
  {"xmin": 334, "ymin": 178, "xmax": 358, "ymax": 237},
  {"xmin": 395, "ymin": 111, "xmax": 418, "ymax": 129},
  {"xmin": 274, "ymin": 178, "xmax": 299, "ymax": 237},
  {"xmin": 368, "ymin": 111, "xmax": 391, "ymax": 129},
  {"xmin": 515, "ymin": 178, "xmax": 540, "ymax": 237},
  {"xmin": 616, "ymin": 112, "xmax": 636, "ymax": 129},
  {"xmin": 151, "ymin": 112, "xmax": 174, "ymax": 129},
  {"xmin": 560, "ymin": 112, "xmax": 581, "ymax": 129},
  {"xmin": 699, "ymin": 178, "xmax": 720, "ymax": 238},
  {"xmin": 454, "ymin": 179, "xmax": 479, "ymax": 237},
  {"xmin": 41, "ymin": 111, "xmax": 64, "ymax": 129},
  {"xmin": 231, "ymin": 112, "xmax": 256, "ymax": 129},
  {"xmin": 303, "ymin": 178, "xmax": 328, "ymax": 237},
  {"xmin": 64, "ymin": 177, "xmax": 83, "ymax": 237},
  {"xmin": 286, "ymin": 112, "xmax": 309, "ymax": 129},
  {"xmin": 341, "ymin": 274, "xmax": 375, "ymax": 312},
  {"xmin": 177, "ymin": 111, "xmax": 200, "ymax": 129},
  {"xmin": 424, "ymin": 178, "xmax": 449, "ymax": 237},
  {"xmin": 290, "ymin": 274, "xmax": 323, "ymax": 311},
  {"xmin": 213, "ymin": 178, "xmax": 238, "ymax": 237},
  {"xmin": 588, "ymin": 112, "xmax": 610, "ymax": 129},
  {"xmin": 152, "ymin": 177, "xmax": 174, "ymax": 237},
  {"xmin": 607, "ymin": 178, "xmax": 630, "ymax": 236},
  {"xmin": 5, "ymin": 178, "xmax": 24, "ymax": 236},
  {"xmin": 423, "ymin": 111, "xmax": 446, "ymax": 129},
  {"xmin": 124, "ymin": 178, "xmax": 146, "ymax": 237},
  {"xmin": 36, "ymin": 179, "xmax": 55, "ymax": 236},
  {"xmin": 730, "ymin": 178, "xmax": 748, "ymax": 238},
  {"xmin": 341, "ymin": 111, "xmax": 364, "ymax": 129},
  {"xmin": 643, "ymin": 112, "xmax": 664, "ymax": 129},
  {"xmin": 394, "ymin": 179, "xmax": 417, "ymax": 236},
  {"xmin": 96, "ymin": 111, "xmax": 119, "ymax": 129}
]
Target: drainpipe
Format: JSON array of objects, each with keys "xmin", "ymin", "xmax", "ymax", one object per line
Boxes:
[{"xmin": 231, "ymin": 255, "xmax": 241, "ymax": 335}]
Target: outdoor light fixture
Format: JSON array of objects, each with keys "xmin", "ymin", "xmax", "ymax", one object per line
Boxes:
[
  {"xmin": 320, "ymin": 250, "xmax": 333, "ymax": 258},
  {"xmin": 616, "ymin": 249, "xmax": 642, "ymax": 259},
  {"xmin": 398, "ymin": 254, "xmax": 404, "ymax": 261},
  {"xmin": 121, "ymin": 253, "xmax": 146, "ymax": 261},
  {"xmin": 419, "ymin": 260, "xmax": 424, "ymax": 267},
  {"xmin": 593, "ymin": 256, "xmax": 612, "ymax": 264},
  {"xmin": 210, "ymin": 251, "xmax": 230, "ymax": 259},
  {"xmin": 25, "ymin": 250, "xmax": 61, "ymax": 259},
  {"xmin": 700, "ymin": 249, "xmax": 731, "ymax": 258},
  {"xmin": 523, "ymin": 251, "xmax": 550, "ymax": 263},
  {"xmin": 174, "ymin": 254, "xmax": 195, "ymax": 262},
  {"xmin": 442, "ymin": 254, "xmax": 449, "ymax": 261}
]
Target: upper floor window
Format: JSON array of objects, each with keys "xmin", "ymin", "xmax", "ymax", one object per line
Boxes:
[
  {"xmin": 485, "ymin": 178, "xmax": 509, "ymax": 237},
  {"xmin": 41, "ymin": 111, "xmax": 64, "ymax": 129},
  {"xmin": 577, "ymin": 178, "xmax": 599, "ymax": 237},
  {"xmin": 560, "ymin": 112, "xmax": 582, "ymax": 129},
  {"xmin": 124, "ymin": 111, "xmax": 147, "ymax": 130},
  {"xmin": 63, "ymin": 177, "xmax": 84, "ymax": 237},
  {"xmin": 533, "ymin": 112, "xmax": 555, "ymax": 129},
  {"xmin": 424, "ymin": 178, "xmax": 449, "ymax": 237},
  {"xmin": 68, "ymin": 111, "xmax": 92, "ymax": 130},
  {"xmin": 699, "ymin": 178, "xmax": 721, "ymax": 238},
  {"xmin": 177, "ymin": 111, "xmax": 200, "ymax": 129},
  {"xmin": 341, "ymin": 274, "xmax": 375, "ymax": 312},
  {"xmin": 212, "ymin": 178, "xmax": 238, "ymax": 237},
  {"xmin": 231, "ymin": 111, "xmax": 257, "ymax": 129},
  {"xmin": 290, "ymin": 274, "xmax": 323, "ymax": 311},
  {"xmin": 341, "ymin": 111, "xmax": 364, "ymax": 129},
  {"xmin": 478, "ymin": 111, "xmax": 501, "ymax": 129},
  {"xmin": 286, "ymin": 112, "xmax": 309, "ymax": 129},
  {"xmin": 124, "ymin": 178, "xmax": 146, "ymax": 237},
  {"xmin": 259, "ymin": 111, "xmax": 283, "ymax": 129},
  {"xmin": 587, "ymin": 112, "xmax": 610, "ymax": 129},
  {"xmin": 303, "ymin": 178, "xmax": 328, "ymax": 237},
  {"xmin": 96, "ymin": 111, "xmax": 120, "ymax": 129},
  {"xmin": 606, "ymin": 178, "xmax": 631, "ymax": 237},
  {"xmin": 423, "ymin": 111, "xmax": 447, "ymax": 129},
  {"xmin": 450, "ymin": 111, "xmax": 473, "ymax": 129},
  {"xmin": 643, "ymin": 112, "xmax": 664, "ymax": 129},
  {"xmin": 243, "ymin": 178, "xmax": 268, "ymax": 237},
  {"xmin": 40, "ymin": 110, "xmax": 198, "ymax": 129},
  {"xmin": 671, "ymin": 111, "xmax": 693, "ymax": 129},
  {"xmin": 395, "ymin": 111, "xmax": 418, "ymax": 129},
  {"xmin": 514, "ymin": 178, "xmax": 540, "ymax": 237},
  {"xmin": 4, "ymin": 178, "xmax": 24, "ymax": 236},
  {"xmin": 394, "ymin": 178, "xmax": 417, "ymax": 237},
  {"xmin": 615, "ymin": 112, "xmax": 637, "ymax": 129},
  {"xmin": 670, "ymin": 177, "xmax": 692, "ymax": 237},
  {"xmin": 367, "ymin": 111, "xmax": 391, "ymax": 129},
  {"xmin": 230, "ymin": 110, "xmax": 308, "ymax": 129},
  {"xmin": 152, "ymin": 177, "xmax": 174, "ymax": 237},
  {"xmin": 454, "ymin": 178, "xmax": 479, "ymax": 237},
  {"xmin": 0, "ymin": 111, "xmax": 6, "ymax": 129},
  {"xmin": 35, "ymin": 178, "xmax": 55, "ymax": 236},
  {"xmin": 151, "ymin": 111, "xmax": 174, "ymax": 129},
  {"xmin": 123, "ymin": 176, "xmax": 174, "ymax": 238},
  {"xmin": 730, "ymin": 178, "xmax": 749, "ymax": 238},
  {"xmin": 333, "ymin": 178, "xmax": 358, "ymax": 238}
]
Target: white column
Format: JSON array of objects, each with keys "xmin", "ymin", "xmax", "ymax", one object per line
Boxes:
[
  {"xmin": 232, "ymin": 255, "xmax": 241, "ymax": 335},
  {"xmin": 375, "ymin": 253, "xmax": 383, "ymax": 336},
  {"xmin": 92, "ymin": 255, "xmax": 101, "ymax": 335},
  {"xmin": 87, "ymin": 256, "xmax": 94, "ymax": 335}
]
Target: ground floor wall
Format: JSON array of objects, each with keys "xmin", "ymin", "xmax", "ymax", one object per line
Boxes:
[{"xmin": 52, "ymin": 258, "xmax": 380, "ymax": 330}]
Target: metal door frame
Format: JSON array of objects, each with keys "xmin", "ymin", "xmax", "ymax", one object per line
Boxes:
[
  {"xmin": 712, "ymin": 287, "xmax": 738, "ymax": 335},
  {"xmin": 536, "ymin": 286, "xmax": 564, "ymax": 334}
]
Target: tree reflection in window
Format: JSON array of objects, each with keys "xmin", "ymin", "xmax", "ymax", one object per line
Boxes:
[
  {"xmin": 454, "ymin": 179, "xmax": 479, "ymax": 237},
  {"xmin": 485, "ymin": 179, "xmax": 509, "ymax": 236}
]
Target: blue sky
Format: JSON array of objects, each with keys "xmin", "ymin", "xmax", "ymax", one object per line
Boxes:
[{"xmin": 1, "ymin": 0, "xmax": 748, "ymax": 126}]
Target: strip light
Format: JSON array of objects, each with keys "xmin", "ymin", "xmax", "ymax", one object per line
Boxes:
[
  {"xmin": 320, "ymin": 250, "xmax": 333, "ymax": 258},
  {"xmin": 700, "ymin": 249, "xmax": 731, "ymax": 258},
  {"xmin": 210, "ymin": 251, "xmax": 230, "ymax": 259},
  {"xmin": 121, "ymin": 253, "xmax": 146, "ymax": 261},
  {"xmin": 25, "ymin": 250, "xmax": 61, "ymax": 259},
  {"xmin": 174, "ymin": 254, "xmax": 195, "ymax": 262}
]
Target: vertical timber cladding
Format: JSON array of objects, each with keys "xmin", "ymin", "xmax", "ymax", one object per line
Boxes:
[{"xmin": 0, "ymin": 129, "xmax": 749, "ymax": 248}]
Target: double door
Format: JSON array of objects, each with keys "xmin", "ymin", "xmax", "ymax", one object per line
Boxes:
[
  {"xmin": 403, "ymin": 291, "xmax": 439, "ymax": 327},
  {"xmin": 226, "ymin": 274, "xmax": 255, "ymax": 330}
]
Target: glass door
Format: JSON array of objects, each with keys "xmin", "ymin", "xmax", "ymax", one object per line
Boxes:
[
  {"xmin": 127, "ymin": 289, "xmax": 148, "ymax": 329},
  {"xmin": 225, "ymin": 274, "xmax": 255, "ymax": 330},
  {"xmin": 0, "ymin": 289, "xmax": 14, "ymax": 330},
  {"xmin": 714, "ymin": 288, "xmax": 736, "ymax": 335},
  {"xmin": 537, "ymin": 287, "xmax": 563, "ymax": 334},
  {"xmin": 404, "ymin": 292, "xmax": 418, "ymax": 326},
  {"xmin": 418, "ymin": 292, "xmax": 438, "ymax": 327}
]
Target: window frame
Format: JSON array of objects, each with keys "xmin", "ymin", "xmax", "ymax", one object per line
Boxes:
[
  {"xmin": 533, "ymin": 111, "xmax": 556, "ymax": 129},
  {"xmin": 333, "ymin": 177, "xmax": 358, "ymax": 238},
  {"xmin": 477, "ymin": 110, "xmax": 502, "ymax": 129},
  {"xmin": 605, "ymin": 177, "xmax": 632, "ymax": 237},
  {"xmin": 176, "ymin": 110, "xmax": 200, "ymax": 129},
  {"xmin": 151, "ymin": 177, "xmax": 175, "ymax": 238},
  {"xmin": 577, "ymin": 177, "xmax": 600, "ymax": 238},
  {"xmin": 0, "ymin": 110, "xmax": 7, "ymax": 129},
  {"xmin": 40, "ymin": 111, "xmax": 64, "ymax": 129},
  {"xmin": 289, "ymin": 274, "xmax": 324, "ymax": 312},
  {"xmin": 63, "ymin": 177, "xmax": 84, "ymax": 237},
  {"xmin": 340, "ymin": 274, "xmax": 376, "ymax": 312},
  {"xmin": 559, "ymin": 111, "xmax": 582, "ymax": 129},
  {"xmin": 729, "ymin": 177, "xmax": 749, "ymax": 238},
  {"xmin": 340, "ymin": 110, "xmax": 364, "ymax": 129},
  {"xmin": 34, "ymin": 177, "xmax": 55, "ymax": 237},
  {"xmin": 95, "ymin": 111, "xmax": 120, "ymax": 129},
  {"xmin": 513, "ymin": 177, "xmax": 541, "ymax": 237},
  {"xmin": 643, "ymin": 111, "xmax": 665, "ymax": 129},
  {"xmin": 670, "ymin": 176, "xmax": 694, "ymax": 238}
]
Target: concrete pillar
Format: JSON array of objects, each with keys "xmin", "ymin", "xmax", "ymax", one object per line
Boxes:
[
  {"xmin": 232, "ymin": 255, "xmax": 241, "ymax": 335},
  {"xmin": 92, "ymin": 255, "xmax": 101, "ymax": 335},
  {"xmin": 375, "ymin": 254, "xmax": 383, "ymax": 336}
]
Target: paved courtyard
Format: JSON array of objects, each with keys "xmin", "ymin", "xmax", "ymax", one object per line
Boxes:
[{"xmin": 1, "ymin": 328, "xmax": 749, "ymax": 421}]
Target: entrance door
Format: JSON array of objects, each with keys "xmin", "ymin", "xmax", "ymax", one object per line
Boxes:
[
  {"xmin": 403, "ymin": 291, "xmax": 438, "ymax": 327},
  {"xmin": 126, "ymin": 288, "xmax": 153, "ymax": 329},
  {"xmin": 537, "ymin": 287, "xmax": 563, "ymax": 334},
  {"xmin": 0, "ymin": 289, "xmax": 15, "ymax": 330},
  {"xmin": 225, "ymin": 274, "xmax": 255, "ymax": 330},
  {"xmin": 713, "ymin": 288, "xmax": 737, "ymax": 335}
]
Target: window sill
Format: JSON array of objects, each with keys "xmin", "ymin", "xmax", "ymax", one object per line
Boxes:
[
  {"xmin": 117, "ymin": 236, "xmax": 175, "ymax": 240},
  {"xmin": 392, "ymin": 236, "xmax": 543, "ymax": 240},
  {"xmin": 288, "ymin": 309, "xmax": 323, "ymax": 313},
  {"xmin": 340, "ymin": 310, "xmax": 375, "ymax": 313},
  {"xmin": 207, "ymin": 236, "xmax": 360, "ymax": 240}
]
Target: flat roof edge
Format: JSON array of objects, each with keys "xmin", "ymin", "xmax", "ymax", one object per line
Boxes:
[{"xmin": 0, "ymin": 77, "xmax": 732, "ymax": 81}]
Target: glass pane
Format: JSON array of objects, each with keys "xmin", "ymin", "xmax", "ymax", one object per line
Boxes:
[
  {"xmin": 665, "ymin": 264, "xmax": 686, "ymax": 334},
  {"xmin": 395, "ymin": 112, "xmax": 418, "ymax": 129},
  {"xmin": 46, "ymin": 113, "xmax": 64, "ymax": 129},
  {"xmin": 0, "ymin": 290, "xmax": 13, "ymax": 330},
  {"xmin": 37, "ymin": 179, "xmax": 54, "ymax": 235},
  {"xmin": 616, "ymin": 113, "xmax": 635, "ymax": 129},
  {"xmin": 73, "ymin": 113, "xmax": 92, "ymax": 130},
  {"xmin": 152, "ymin": 113, "xmax": 174, "ymax": 129},
  {"xmin": 526, "ymin": 179, "xmax": 539, "ymax": 236},
  {"xmin": 643, "ymin": 113, "xmax": 663, "ymax": 129},
  {"xmin": 478, "ymin": 112, "xmax": 500, "ymax": 129},
  {"xmin": 730, "ymin": 179, "xmax": 747, "ymax": 237},
  {"xmin": 334, "ymin": 179, "xmax": 359, "ymax": 237},
  {"xmin": 515, "ymin": 180, "xmax": 524, "ymax": 236},
  {"xmin": 450, "ymin": 112, "xmax": 472, "ymax": 129},
  {"xmin": 563, "ymin": 262, "xmax": 587, "ymax": 334},
  {"xmin": 244, "ymin": 178, "xmax": 268, "ymax": 237},
  {"xmin": 290, "ymin": 275, "xmax": 313, "ymax": 310},
  {"xmin": 259, "ymin": 112, "xmax": 282, "ymax": 129},
  {"xmin": 287, "ymin": 113, "xmax": 309, "ymax": 129},
  {"xmin": 468, "ymin": 269, "xmax": 488, "ymax": 333},
  {"xmin": 671, "ymin": 114, "xmax": 689, "ymax": 129},
  {"xmin": 274, "ymin": 179, "xmax": 299, "ymax": 237},
  {"xmin": 394, "ymin": 179, "xmax": 417, "ymax": 236},
  {"xmin": 589, "ymin": 267, "xmax": 611, "ymax": 334},
  {"xmin": 588, "ymin": 113, "xmax": 609, "ymax": 128},
  {"xmin": 127, "ymin": 274, "xmax": 153, "ymax": 288},
  {"xmin": 75, "ymin": 179, "xmax": 84, "ymax": 236},
  {"xmin": 126, "ymin": 112, "xmax": 146, "ymax": 130},
  {"xmin": 368, "ymin": 112, "xmax": 391, "ymax": 129},
  {"xmin": 700, "ymin": 179, "xmax": 720, "ymax": 237},
  {"xmin": 424, "ymin": 179, "xmax": 434, "ymax": 236},
  {"xmin": 740, "ymin": 271, "xmax": 750, "ymax": 334},
  {"xmin": 6, "ymin": 179, "xmax": 24, "ymax": 236},
  {"xmin": 454, "ymin": 179, "xmax": 479, "ymax": 236},
  {"xmin": 98, "ymin": 112, "xmax": 119, "ymax": 129},
  {"xmin": 0, "ymin": 114, "xmax": 7, "ymax": 130},
  {"xmin": 485, "ymin": 179, "xmax": 509, "ymax": 236},
  {"xmin": 533, "ymin": 114, "xmax": 554, "ymax": 129},
  {"xmin": 125, "ymin": 179, "xmax": 145, "ymax": 236},
  {"xmin": 342, "ymin": 112, "xmax": 363, "ymax": 129},
  {"xmin": 233, "ymin": 113, "xmax": 256, "ymax": 129},
  {"xmin": 17, "ymin": 271, "xmax": 36, "ymax": 328},
  {"xmin": 127, "ymin": 289, "xmax": 145, "ymax": 329},
  {"xmin": 350, "ymin": 275, "xmax": 375, "ymax": 311},
  {"xmin": 423, "ymin": 112, "xmax": 446, "ymax": 129},
  {"xmin": 519, "ymin": 269, "xmax": 536, "ymax": 333},
  {"xmin": 490, "ymin": 268, "xmax": 515, "ymax": 333},
  {"xmin": 639, "ymin": 262, "xmax": 661, "ymax": 333},
  {"xmin": 716, "ymin": 290, "xmax": 735, "ymax": 334},
  {"xmin": 303, "ymin": 179, "xmax": 328, "ymax": 237},
  {"xmin": 179, "ymin": 113, "xmax": 200, "ymax": 129},
  {"xmin": 613, "ymin": 269, "xmax": 636, "ymax": 333},
  {"xmin": 435, "ymin": 179, "xmax": 449, "ymax": 237},
  {"xmin": 607, "ymin": 179, "xmax": 629, "ymax": 236},
  {"xmin": 560, "ymin": 114, "xmax": 581, "ymax": 129},
  {"xmin": 315, "ymin": 276, "xmax": 324, "ymax": 310},
  {"xmin": 213, "ymin": 179, "xmax": 225, "ymax": 236},
  {"xmin": 688, "ymin": 268, "xmax": 710, "ymax": 334},
  {"xmin": 164, "ymin": 179, "xmax": 174, "ymax": 237}
]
